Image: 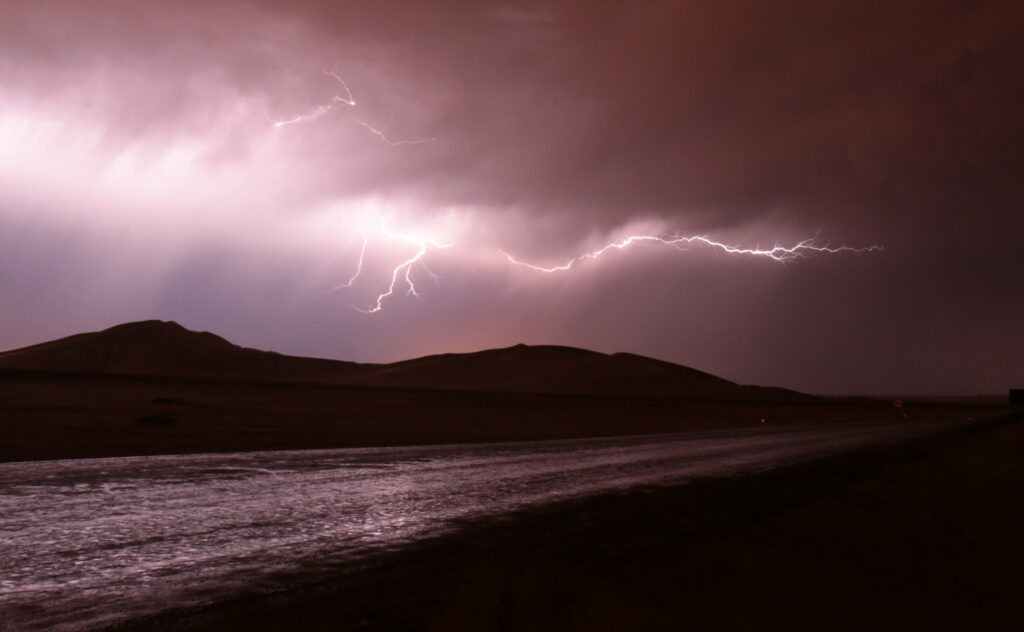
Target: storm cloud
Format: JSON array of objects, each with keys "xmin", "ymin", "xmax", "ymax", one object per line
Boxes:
[{"xmin": 1, "ymin": 0, "xmax": 1021, "ymax": 394}]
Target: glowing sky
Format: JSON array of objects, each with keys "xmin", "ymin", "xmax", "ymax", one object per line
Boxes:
[{"xmin": 1, "ymin": 1, "xmax": 1021, "ymax": 394}]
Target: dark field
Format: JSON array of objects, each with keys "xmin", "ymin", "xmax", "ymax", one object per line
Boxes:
[{"xmin": 0, "ymin": 369, "xmax": 995, "ymax": 462}]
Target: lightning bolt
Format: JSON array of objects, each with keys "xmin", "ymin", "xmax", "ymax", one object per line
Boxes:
[
  {"xmin": 289, "ymin": 74, "xmax": 878, "ymax": 309},
  {"xmin": 349, "ymin": 218, "xmax": 453, "ymax": 314},
  {"xmin": 354, "ymin": 120, "xmax": 437, "ymax": 146},
  {"xmin": 500, "ymin": 233, "xmax": 883, "ymax": 272},
  {"xmin": 265, "ymin": 69, "xmax": 357, "ymax": 128},
  {"xmin": 325, "ymin": 70, "xmax": 358, "ymax": 107},
  {"xmin": 265, "ymin": 70, "xmax": 436, "ymax": 146},
  {"xmin": 336, "ymin": 223, "xmax": 881, "ymax": 312},
  {"xmin": 332, "ymin": 234, "xmax": 368, "ymax": 290}
]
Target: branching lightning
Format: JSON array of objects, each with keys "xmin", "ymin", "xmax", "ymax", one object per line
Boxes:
[
  {"xmin": 500, "ymin": 233, "xmax": 883, "ymax": 272},
  {"xmin": 280, "ymin": 76, "xmax": 879, "ymax": 311},
  {"xmin": 265, "ymin": 70, "xmax": 436, "ymax": 145},
  {"xmin": 265, "ymin": 70, "xmax": 356, "ymax": 128},
  {"xmin": 334, "ymin": 222, "xmax": 882, "ymax": 312},
  {"xmin": 325, "ymin": 70, "xmax": 358, "ymax": 107},
  {"xmin": 335, "ymin": 217, "xmax": 453, "ymax": 313},
  {"xmin": 263, "ymin": 69, "xmax": 882, "ymax": 312}
]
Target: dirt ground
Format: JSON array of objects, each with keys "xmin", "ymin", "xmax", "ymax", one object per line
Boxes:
[{"xmin": 0, "ymin": 369, "xmax": 994, "ymax": 462}]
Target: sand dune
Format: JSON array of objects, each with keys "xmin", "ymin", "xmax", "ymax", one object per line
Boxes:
[{"xmin": 0, "ymin": 320, "xmax": 810, "ymax": 401}]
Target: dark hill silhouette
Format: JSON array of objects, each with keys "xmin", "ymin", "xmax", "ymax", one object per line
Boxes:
[
  {"xmin": 347, "ymin": 344, "xmax": 806, "ymax": 401},
  {"xmin": 0, "ymin": 321, "xmax": 362, "ymax": 383},
  {"xmin": 0, "ymin": 321, "xmax": 811, "ymax": 401}
]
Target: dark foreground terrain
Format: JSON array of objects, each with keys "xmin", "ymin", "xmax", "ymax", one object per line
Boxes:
[
  {"xmin": 106, "ymin": 413, "xmax": 1022, "ymax": 632},
  {"xmin": 0, "ymin": 320, "xmax": 998, "ymax": 462},
  {"xmin": 0, "ymin": 368, "xmax": 986, "ymax": 462}
]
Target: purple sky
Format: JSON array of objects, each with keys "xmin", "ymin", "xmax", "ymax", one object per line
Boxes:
[{"xmin": 1, "ymin": 0, "xmax": 1021, "ymax": 395}]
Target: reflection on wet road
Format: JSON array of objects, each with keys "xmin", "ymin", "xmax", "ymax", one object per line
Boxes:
[{"xmin": 0, "ymin": 420, "xmax": 958, "ymax": 630}]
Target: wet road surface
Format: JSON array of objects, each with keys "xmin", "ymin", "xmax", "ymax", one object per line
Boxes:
[{"xmin": 0, "ymin": 419, "xmax": 961, "ymax": 630}]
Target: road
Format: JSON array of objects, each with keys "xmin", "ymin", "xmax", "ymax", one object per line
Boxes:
[{"xmin": 0, "ymin": 419, "xmax": 964, "ymax": 630}]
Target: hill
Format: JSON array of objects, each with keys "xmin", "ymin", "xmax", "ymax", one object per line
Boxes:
[
  {"xmin": 0, "ymin": 321, "xmax": 810, "ymax": 401},
  {"xmin": 348, "ymin": 344, "xmax": 807, "ymax": 401},
  {"xmin": 0, "ymin": 321, "xmax": 362, "ymax": 383}
]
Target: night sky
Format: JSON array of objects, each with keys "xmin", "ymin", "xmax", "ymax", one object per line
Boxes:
[{"xmin": 0, "ymin": 1, "xmax": 1021, "ymax": 394}]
